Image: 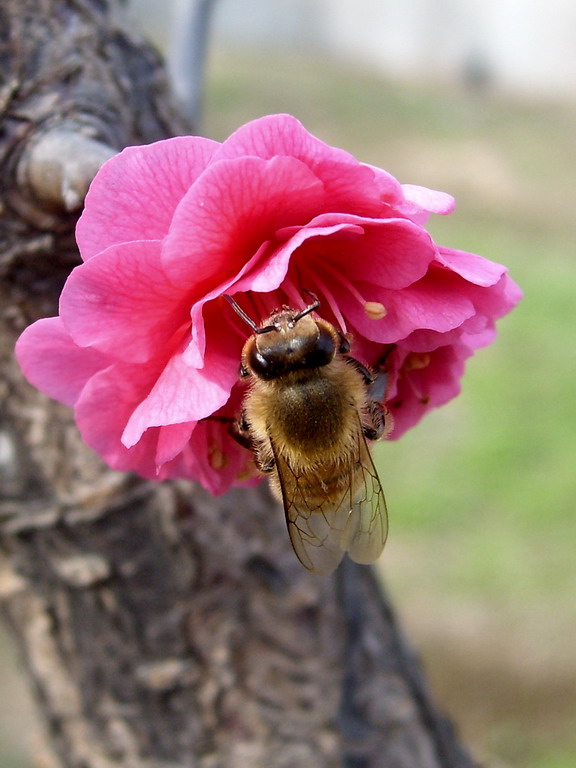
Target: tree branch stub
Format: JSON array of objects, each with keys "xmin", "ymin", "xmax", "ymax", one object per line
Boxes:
[{"xmin": 22, "ymin": 130, "xmax": 117, "ymax": 213}]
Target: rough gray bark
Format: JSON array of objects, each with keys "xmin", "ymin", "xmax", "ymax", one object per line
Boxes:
[{"xmin": 0, "ymin": 1, "xmax": 479, "ymax": 766}]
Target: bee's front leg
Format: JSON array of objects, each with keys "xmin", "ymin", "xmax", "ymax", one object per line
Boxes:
[
  {"xmin": 254, "ymin": 445, "xmax": 275, "ymax": 474},
  {"xmin": 362, "ymin": 400, "xmax": 387, "ymax": 442},
  {"xmin": 229, "ymin": 412, "xmax": 275, "ymax": 473},
  {"xmin": 344, "ymin": 355, "xmax": 374, "ymax": 385},
  {"xmin": 227, "ymin": 410, "xmax": 252, "ymax": 449},
  {"xmin": 344, "ymin": 355, "xmax": 390, "ymax": 441}
]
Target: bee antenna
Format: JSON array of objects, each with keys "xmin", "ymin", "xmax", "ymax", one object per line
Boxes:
[
  {"xmin": 224, "ymin": 294, "xmax": 276, "ymax": 335},
  {"xmin": 224, "ymin": 294, "xmax": 259, "ymax": 332},
  {"xmin": 294, "ymin": 291, "xmax": 320, "ymax": 322}
]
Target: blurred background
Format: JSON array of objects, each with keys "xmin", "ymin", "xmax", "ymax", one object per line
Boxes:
[{"xmin": 2, "ymin": 1, "xmax": 575, "ymax": 766}]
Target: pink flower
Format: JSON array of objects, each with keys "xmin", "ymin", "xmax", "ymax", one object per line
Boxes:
[{"xmin": 16, "ymin": 114, "xmax": 521, "ymax": 494}]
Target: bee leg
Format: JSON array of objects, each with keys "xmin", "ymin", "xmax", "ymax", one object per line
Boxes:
[
  {"xmin": 228, "ymin": 411, "xmax": 254, "ymax": 451},
  {"xmin": 251, "ymin": 436, "xmax": 275, "ymax": 473},
  {"xmin": 229, "ymin": 414, "xmax": 276, "ymax": 473},
  {"xmin": 254, "ymin": 451, "xmax": 275, "ymax": 474},
  {"xmin": 362, "ymin": 400, "xmax": 387, "ymax": 442},
  {"xmin": 369, "ymin": 345, "xmax": 395, "ymax": 403},
  {"xmin": 344, "ymin": 355, "xmax": 375, "ymax": 385}
]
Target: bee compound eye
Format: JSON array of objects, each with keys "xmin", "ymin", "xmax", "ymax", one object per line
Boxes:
[
  {"xmin": 248, "ymin": 344, "xmax": 283, "ymax": 379},
  {"xmin": 303, "ymin": 324, "xmax": 336, "ymax": 367}
]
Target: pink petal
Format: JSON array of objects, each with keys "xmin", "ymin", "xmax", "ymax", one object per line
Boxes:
[
  {"xmin": 15, "ymin": 317, "xmax": 110, "ymax": 407},
  {"xmin": 75, "ymin": 367, "xmax": 167, "ymax": 479},
  {"xmin": 401, "ymin": 184, "xmax": 456, "ymax": 216},
  {"xmin": 60, "ymin": 241, "xmax": 190, "ymax": 363},
  {"xmin": 155, "ymin": 422, "xmax": 196, "ymax": 467},
  {"xmin": 183, "ymin": 241, "xmax": 274, "ymax": 368},
  {"xmin": 74, "ymin": 358, "xmax": 196, "ymax": 481},
  {"xmin": 177, "ymin": 417, "xmax": 259, "ymax": 495},
  {"xmin": 215, "ymin": 113, "xmax": 340, "ymax": 161},
  {"xmin": 155, "ymin": 385, "xmax": 260, "ymax": 492},
  {"xmin": 281, "ymin": 213, "xmax": 436, "ymax": 290},
  {"xmin": 75, "ymin": 362, "xmax": 257, "ymax": 488},
  {"xmin": 215, "ymin": 114, "xmax": 402, "ymax": 215},
  {"xmin": 362, "ymin": 163, "xmax": 408, "ymax": 207},
  {"xmin": 232, "ymin": 220, "xmax": 364, "ymax": 294},
  {"xmin": 399, "ymin": 327, "xmax": 464, "ymax": 353},
  {"xmin": 462, "ymin": 324, "xmax": 498, "ymax": 350},
  {"xmin": 315, "ymin": 216, "xmax": 437, "ymax": 290},
  {"xmin": 174, "ymin": 383, "xmax": 261, "ymax": 493},
  {"xmin": 213, "ymin": 114, "xmax": 402, "ymax": 215},
  {"xmin": 183, "ymin": 217, "xmax": 319, "ymax": 368},
  {"xmin": 337, "ymin": 271, "xmax": 476, "ymax": 344},
  {"xmin": 458, "ymin": 273, "xmax": 523, "ymax": 321},
  {"xmin": 76, "ymin": 136, "xmax": 219, "ymax": 260},
  {"xmin": 185, "ymin": 220, "xmax": 373, "ymax": 367},
  {"xmin": 162, "ymin": 155, "xmax": 325, "ymax": 291},
  {"xmin": 388, "ymin": 343, "xmax": 471, "ymax": 438},
  {"xmin": 121, "ymin": 334, "xmax": 239, "ymax": 448},
  {"xmin": 437, "ymin": 246, "xmax": 508, "ymax": 287}
]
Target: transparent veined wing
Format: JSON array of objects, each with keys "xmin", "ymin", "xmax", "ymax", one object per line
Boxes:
[
  {"xmin": 343, "ymin": 428, "xmax": 388, "ymax": 564},
  {"xmin": 271, "ymin": 426, "xmax": 388, "ymax": 576}
]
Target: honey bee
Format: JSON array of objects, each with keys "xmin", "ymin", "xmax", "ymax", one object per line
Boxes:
[{"xmin": 225, "ymin": 293, "xmax": 389, "ymax": 576}]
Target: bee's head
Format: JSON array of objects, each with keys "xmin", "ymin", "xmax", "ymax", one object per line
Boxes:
[{"xmin": 225, "ymin": 294, "xmax": 344, "ymax": 380}]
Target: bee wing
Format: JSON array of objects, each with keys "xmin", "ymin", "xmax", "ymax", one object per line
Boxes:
[
  {"xmin": 271, "ymin": 427, "xmax": 388, "ymax": 577},
  {"xmin": 277, "ymin": 454, "xmax": 350, "ymax": 576},
  {"xmin": 343, "ymin": 428, "xmax": 388, "ymax": 565}
]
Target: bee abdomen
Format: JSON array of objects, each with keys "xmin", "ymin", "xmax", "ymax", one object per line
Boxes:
[{"xmin": 282, "ymin": 459, "xmax": 361, "ymax": 509}]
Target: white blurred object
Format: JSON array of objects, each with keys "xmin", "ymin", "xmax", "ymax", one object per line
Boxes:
[
  {"xmin": 167, "ymin": 0, "xmax": 219, "ymax": 123},
  {"xmin": 129, "ymin": 0, "xmax": 219, "ymax": 124},
  {"xmin": 130, "ymin": 0, "xmax": 576, "ymax": 99}
]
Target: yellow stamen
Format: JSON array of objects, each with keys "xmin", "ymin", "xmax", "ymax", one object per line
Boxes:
[
  {"xmin": 208, "ymin": 445, "xmax": 227, "ymax": 470},
  {"xmin": 404, "ymin": 352, "xmax": 431, "ymax": 371},
  {"xmin": 364, "ymin": 301, "xmax": 387, "ymax": 320}
]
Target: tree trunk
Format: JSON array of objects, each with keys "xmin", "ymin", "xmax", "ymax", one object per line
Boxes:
[{"xmin": 0, "ymin": 1, "xmax": 478, "ymax": 766}]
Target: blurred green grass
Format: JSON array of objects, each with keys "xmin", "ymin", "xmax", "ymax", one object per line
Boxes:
[{"xmin": 205, "ymin": 49, "xmax": 576, "ymax": 768}]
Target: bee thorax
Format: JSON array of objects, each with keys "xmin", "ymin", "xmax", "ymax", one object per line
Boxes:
[{"xmin": 254, "ymin": 369, "xmax": 359, "ymax": 457}]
